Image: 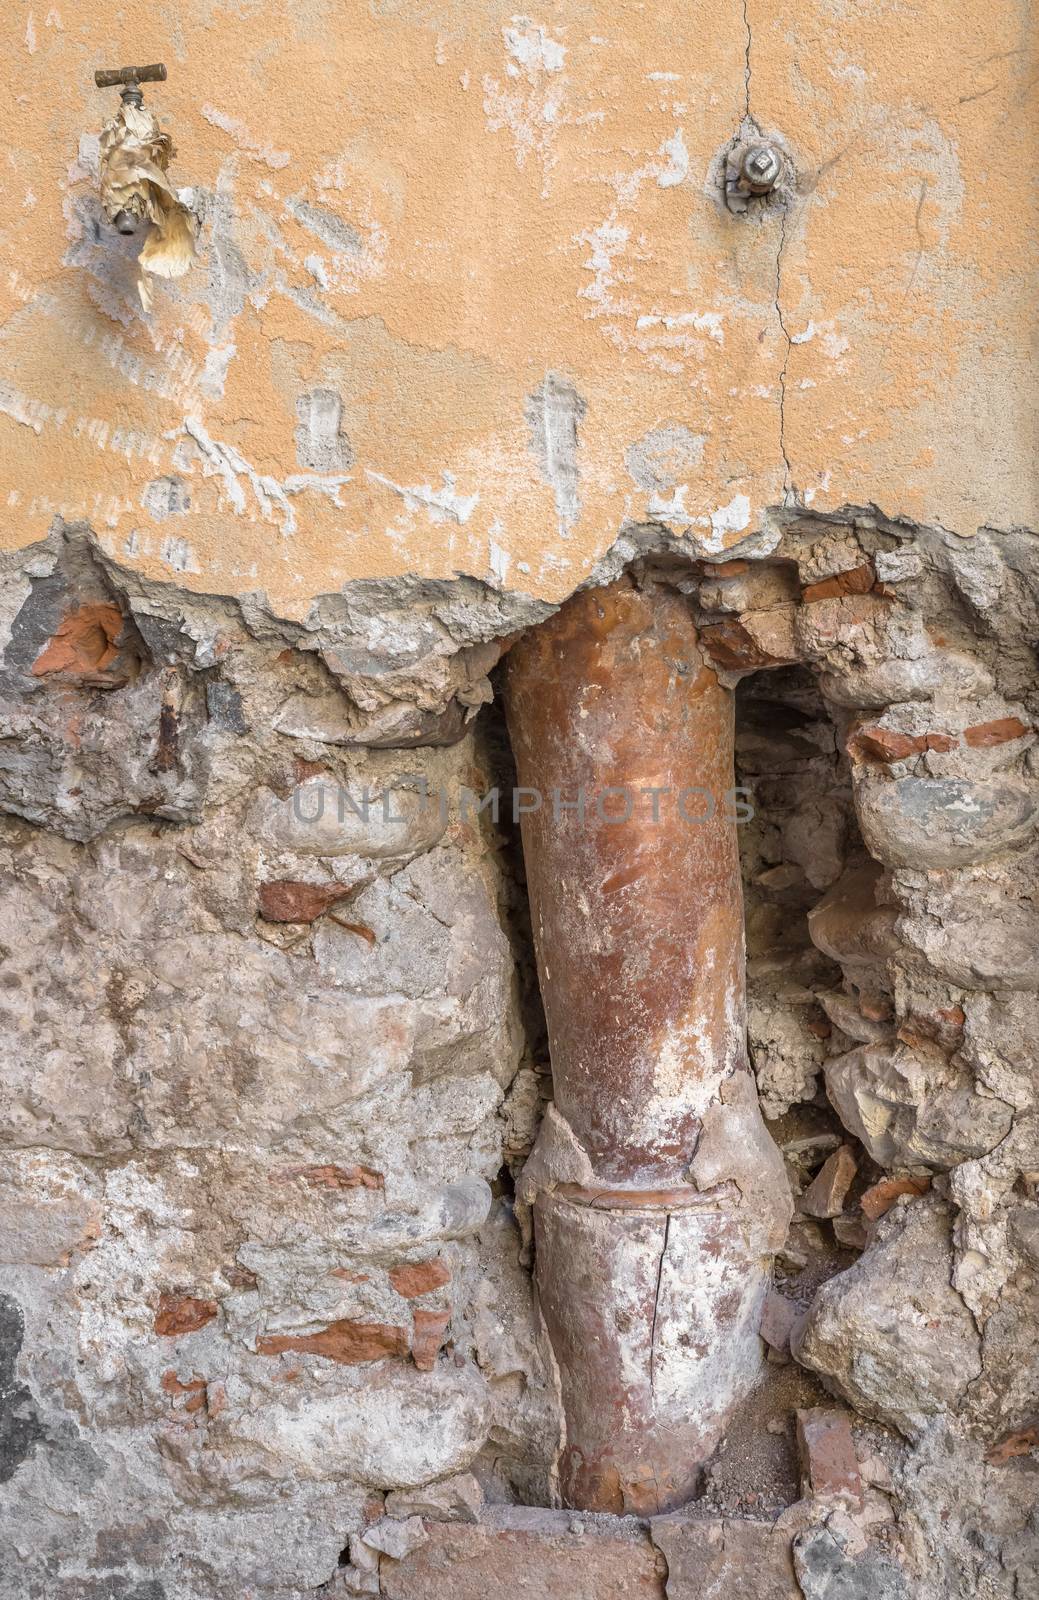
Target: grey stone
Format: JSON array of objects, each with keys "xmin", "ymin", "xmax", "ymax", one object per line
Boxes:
[
  {"xmin": 793, "ymin": 1524, "xmax": 909, "ymax": 1598},
  {"xmin": 0, "ymin": 1294, "xmax": 44, "ymax": 1484},
  {"xmin": 854, "ymin": 772, "xmax": 1038, "ymax": 869},
  {"xmin": 824, "ymin": 1042, "xmax": 1014, "ymax": 1170},
  {"xmin": 794, "ymin": 1199, "xmax": 982, "ymax": 1437},
  {"xmin": 363, "ymin": 1514, "xmax": 429, "ymax": 1558},
  {"xmin": 385, "ymin": 1470, "xmax": 483, "ymax": 1523}
]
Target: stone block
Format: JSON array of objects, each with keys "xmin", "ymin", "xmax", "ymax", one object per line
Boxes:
[
  {"xmin": 650, "ymin": 1514, "xmax": 801, "ymax": 1598},
  {"xmin": 801, "ymin": 1146, "xmax": 857, "ymax": 1219},
  {"xmin": 380, "ymin": 1507, "xmax": 666, "ymax": 1599}
]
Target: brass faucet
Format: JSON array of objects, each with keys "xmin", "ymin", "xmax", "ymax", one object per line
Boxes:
[{"xmin": 94, "ymin": 62, "xmax": 196, "ymax": 308}]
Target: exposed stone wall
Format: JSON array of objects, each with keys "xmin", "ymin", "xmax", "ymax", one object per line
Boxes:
[
  {"xmin": 1, "ymin": 511, "xmax": 1036, "ymax": 1596},
  {"xmin": 0, "ymin": 524, "xmax": 559, "ymax": 1596}
]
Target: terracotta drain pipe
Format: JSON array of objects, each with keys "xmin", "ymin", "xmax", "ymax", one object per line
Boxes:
[{"xmin": 504, "ymin": 575, "xmax": 790, "ymax": 1515}]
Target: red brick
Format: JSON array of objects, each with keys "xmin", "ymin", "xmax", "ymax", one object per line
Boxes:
[
  {"xmin": 161, "ymin": 1370, "xmax": 208, "ymax": 1414},
  {"xmin": 154, "ymin": 1294, "xmax": 218, "ymax": 1337},
  {"xmin": 924, "ymin": 732, "xmax": 958, "ymax": 752},
  {"xmin": 411, "ymin": 1307, "xmax": 452, "ymax": 1370},
  {"xmin": 801, "ymin": 563, "xmax": 874, "ymax": 602},
  {"xmin": 699, "ymin": 618, "xmax": 778, "ymax": 671},
  {"xmin": 257, "ymin": 879, "xmax": 357, "ymax": 923},
  {"xmin": 698, "ymin": 615, "xmax": 796, "ymax": 671},
  {"xmin": 273, "ymin": 1163, "xmax": 384, "ymax": 1191},
  {"xmin": 985, "ymin": 1422, "xmax": 1039, "ymax": 1464},
  {"xmin": 963, "ymin": 716, "xmax": 1030, "ymax": 748},
  {"xmin": 796, "ymin": 1408, "xmax": 863, "ymax": 1505},
  {"xmin": 846, "ymin": 725, "xmax": 926, "ymax": 763},
  {"xmin": 31, "ymin": 603, "xmax": 129, "ymax": 682},
  {"xmin": 860, "ymin": 1176, "xmax": 930, "ymax": 1221},
  {"xmin": 257, "ymin": 1318, "xmax": 408, "ymax": 1364},
  {"xmin": 389, "ymin": 1258, "xmax": 451, "ymax": 1298},
  {"xmin": 897, "ymin": 1005, "xmax": 965, "ymax": 1052}
]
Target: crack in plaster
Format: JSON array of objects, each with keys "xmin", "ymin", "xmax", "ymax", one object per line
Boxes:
[
  {"xmin": 773, "ymin": 209, "xmax": 795, "ymax": 501},
  {"xmin": 741, "ymin": 1, "xmax": 793, "ymax": 502}
]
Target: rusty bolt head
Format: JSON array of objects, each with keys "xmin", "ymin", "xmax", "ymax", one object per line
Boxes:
[{"xmin": 740, "ymin": 143, "xmax": 782, "ymax": 194}]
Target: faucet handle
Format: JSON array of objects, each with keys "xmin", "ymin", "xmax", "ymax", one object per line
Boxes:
[{"xmin": 94, "ymin": 63, "xmax": 167, "ymax": 91}]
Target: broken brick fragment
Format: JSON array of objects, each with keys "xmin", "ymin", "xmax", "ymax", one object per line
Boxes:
[
  {"xmin": 31, "ymin": 603, "xmax": 135, "ymax": 685},
  {"xmin": 962, "ymin": 716, "xmax": 1030, "ymax": 748},
  {"xmin": 897, "ymin": 1005, "xmax": 965, "ymax": 1053},
  {"xmin": 257, "ymin": 1318, "xmax": 408, "ymax": 1364},
  {"xmin": 800, "ymin": 1145, "xmax": 857, "ymax": 1220},
  {"xmin": 154, "ymin": 1293, "xmax": 219, "ymax": 1337},
  {"xmin": 859, "ymin": 1176, "xmax": 930, "ymax": 1221},
  {"xmin": 698, "ymin": 614, "xmax": 797, "ymax": 671},
  {"xmin": 801, "ymin": 563, "xmax": 874, "ymax": 602},
  {"xmin": 846, "ymin": 725, "xmax": 926, "ymax": 764},
  {"xmin": 257, "ymin": 879, "xmax": 357, "ymax": 923},
  {"xmin": 389, "ymin": 1258, "xmax": 451, "ymax": 1298},
  {"xmin": 273, "ymin": 1163, "xmax": 384, "ymax": 1191},
  {"xmin": 796, "ymin": 1407, "xmax": 863, "ymax": 1505},
  {"xmin": 411, "ymin": 1307, "xmax": 452, "ymax": 1370},
  {"xmin": 161, "ymin": 1370, "xmax": 208, "ymax": 1413}
]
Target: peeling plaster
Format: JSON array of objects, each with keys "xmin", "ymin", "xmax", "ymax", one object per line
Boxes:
[{"xmin": 0, "ymin": 4, "xmax": 1033, "ymax": 606}]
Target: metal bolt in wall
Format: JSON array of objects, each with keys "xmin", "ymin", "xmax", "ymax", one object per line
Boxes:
[
  {"xmin": 740, "ymin": 143, "xmax": 782, "ymax": 194},
  {"xmin": 724, "ymin": 136, "xmax": 789, "ymax": 214}
]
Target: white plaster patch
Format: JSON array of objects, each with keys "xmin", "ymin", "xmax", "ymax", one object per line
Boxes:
[
  {"xmin": 504, "ymin": 19, "xmax": 566, "ymax": 74},
  {"xmin": 635, "ymin": 309, "xmax": 724, "ymax": 344},
  {"xmin": 647, "ymin": 486, "xmax": 691, "ymax": 524},
  {"xmin": 283, "ymin": 474, "xmax": 353, "ymax": 508},
  {"xmin": 484, "ymin": 19, "xmax": 570, "ymax": 194},
  {"xmin": 200, "ymin": 344, "xmax": 236, "ymax": 402},
  {"xmin": 366, "ymin": 469, "xmax": 479, "ymax": 526},
  {"xmin": 160, "ymin": 535, "xmax": 200, "ymax": 574},
  {"xmin": 488, "ymin": 525, "xmax": 511, "ymax": 586},
  {"xmin": 657, "ymin": 130, "xmax": 689, "ymax": 188},
  {"xmin": 709, "ymin": 493, "xmax": 752, "ymax": 541},
  {"xmin": 201, "ymin": 105, "xmax": 291, "ymax": 170},
  {"xmin": 181, "ymin": 415, "xmax": 297, "ymax": 534}
]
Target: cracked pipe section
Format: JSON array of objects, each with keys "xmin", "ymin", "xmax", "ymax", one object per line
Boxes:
[{"xmin": 504, "ymin": 576, "xmax": 786, "ymax": 1514}]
